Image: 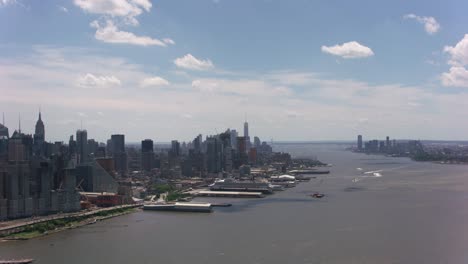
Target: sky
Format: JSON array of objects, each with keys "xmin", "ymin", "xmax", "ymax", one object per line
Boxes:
[{"xmin": 1, "ymin": 0, "xmax": 468, "ymax": 143}]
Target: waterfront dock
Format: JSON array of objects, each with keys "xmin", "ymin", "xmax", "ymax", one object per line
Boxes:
[
  {"xmin": 143, "ymin": 202, "xmax": 213, "ymax": 213},
  {"xmin": 197, "ymin": 190, "xmax": 264, "ymax": 198}
]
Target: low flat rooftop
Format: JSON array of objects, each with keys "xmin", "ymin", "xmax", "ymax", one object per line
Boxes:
[{"xmin": 198, "ymin": 191, "xmax": 263, "ymax": 195}]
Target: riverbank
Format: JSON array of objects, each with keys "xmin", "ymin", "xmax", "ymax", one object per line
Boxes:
[{"xmin": 1, "ymin": 206, "xmax": 138, "ymax": 241}]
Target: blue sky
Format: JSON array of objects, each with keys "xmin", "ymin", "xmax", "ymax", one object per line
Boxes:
[{"xmin": 1, "ymin": 0, "xmax": 468, "ymax": 142}]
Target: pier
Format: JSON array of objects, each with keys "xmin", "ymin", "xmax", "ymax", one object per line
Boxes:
[{"xmin": 197, "ymin": 191, "xmax": 264, "ymax": 198}]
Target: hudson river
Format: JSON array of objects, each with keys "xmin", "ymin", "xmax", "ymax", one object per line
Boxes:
[{"xmin": 1, "ymin": 143, "xmax": 468, "ymax": 263}]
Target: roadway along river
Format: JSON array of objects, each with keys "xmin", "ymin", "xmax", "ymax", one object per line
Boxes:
[{"xmin": 1, "ymin": 143, "xmax": 468, "ymax": 264}]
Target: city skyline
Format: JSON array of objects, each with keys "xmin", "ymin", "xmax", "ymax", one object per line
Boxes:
[{"xmin": 2, "ymin": 0, "xmax": 468, "ymax": 141}]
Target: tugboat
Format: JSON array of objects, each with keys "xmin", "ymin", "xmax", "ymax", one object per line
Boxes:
[{"xmin": 310, "ymin": 192, "xmax": 325, "ymax": 198}]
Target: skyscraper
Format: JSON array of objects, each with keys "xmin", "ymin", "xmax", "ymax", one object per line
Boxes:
[
  {"xmin": 33, "ymin": 110, "xmax": 45, "ymax": 156},
  {"xmin": 141, "ymin": 139, "xmax": 154, "ymax": 172},
  {"xmin": 244, "ymin": 121, "xmax": 251, "ymax": 151},
  {"xmin": 230, "ymin": 130, "xmax": 238, "ymax": 150},
  {"xmin": 254, "ymin": 136, "xmax": 261, "ymax": 149},
  {"xmin": 76, "ymin": 129, "xmax": 88, "ymax": 164},
  {"xmin": 244, "ymin": 121, "xmax": 249, "ymax": 138},
  {"xmin": 206, "ymin": 136, "xmax": 222, "ymax": 173},
  {"xmin": 357, "ymin": 135, "xmax": 363, "ymax": 150},
  {"xmin": 34, "ymin": 110, "xmax": 45, "ymax": 142},
  {"xmin": 171, "ymin": 140, "xmax": 180, "ymax": 157},
  {"xmin": 0, "ymin": 113, "xmax": 9, "ymax": 139},
  {"xmin": 111, "ymin": 134, "xmax": 127, "ymax": 174},
  {"xmin": 141, "ymin": 139, "xmax": 154, "ymax": 153},
  {"xmin": 111, "ymin": 134, "xmax": 125, "ymax": 153}
]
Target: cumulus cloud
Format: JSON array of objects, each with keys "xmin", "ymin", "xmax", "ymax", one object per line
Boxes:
[
  {"xmin": 77, "ymin": 73, "xmax": 121, "ymax": 88},
  {"xmin": 404, "ymin": 14, "xmax": 440, "ymax": 35},
  {"xmin": 441, "ymin": 67, "xmax": 468, "ymax": 88},
  {"xmin": 140, "ymin": 76, "xmax": 170, "ymax": 87},
  {"xmin": 74, "ymin": 0, "xmax": 151, "ymax": 25},
  {"xmin": 174, "ymin": 54, "xmax": 214, "ymax": 71},
  {"xmin": 321, "ymin": 41, "xmax": 374, "ymax": 59},
  {"xmin": 91, "ymin": 20, "xmax": 169, "ymax": 46},
  {"xmin": 75, "ymin": 0, "xmax": 173, "ymax": 46},
  {"xmin": 441, "ymin": 34, "xmax": 468, "ymax": 88},
  {"xmin": 443, "ymin": 34, "xmax": 468, "ymax": 66}
]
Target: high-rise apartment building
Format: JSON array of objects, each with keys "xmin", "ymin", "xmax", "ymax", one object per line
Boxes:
[{"xmin": 76, "ymin": 129, "xmax": 88, "ymax": 164}]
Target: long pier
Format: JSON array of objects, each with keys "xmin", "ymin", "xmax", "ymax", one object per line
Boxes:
[{"xmin": 197, "ymin": 191, "xmax": 264, "ymax": 198}]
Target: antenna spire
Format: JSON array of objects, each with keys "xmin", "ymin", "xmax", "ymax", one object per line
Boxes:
[
  {"xmin": 2, "ymin": 112, "xmax": 4, "ymax": 126},
  {"xmin": 18, "ymin": 113, "xmax": 21, "ymax": 133}
]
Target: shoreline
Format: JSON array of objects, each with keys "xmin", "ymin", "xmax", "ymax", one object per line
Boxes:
[
  {"xmin": 1, "ymin": 206, "xmax": 139, "ymax": 241},
  {"xmin": 350, "ymin": 150, "xmax": 468, "ymax": 165}
]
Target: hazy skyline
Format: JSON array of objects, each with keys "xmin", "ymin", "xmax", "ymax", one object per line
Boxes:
[{"xmin": 1, "ymin": 0, "xmax": 468, "ymax": 142}]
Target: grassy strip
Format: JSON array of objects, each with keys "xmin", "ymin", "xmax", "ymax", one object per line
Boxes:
[
  {"xmin": 4, "ymin": 207, "xmax": 135, "ymax": 240},
  {"xmin": 165, "ymin": 191, "xmax": 191, "ymax": 202}
]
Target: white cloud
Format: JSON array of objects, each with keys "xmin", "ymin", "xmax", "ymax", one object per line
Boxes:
[
  {"xmin": 191, "ymin": 78, "xmax": 292, "ymax": 96},
  {"xmin": 74, "ymin": 0, "xmax": 151, "ymax": 25},
  {"xmin": 321, "ymin": 41, "xmax": 374, "ymax": 59},
  {"xmin": 163, "ymin": 38, "xmax": 175, "ymax": 45},
  {"xmin": 443, "ymin": 34, "xmax": 468, "ymax": 66},
  {"xmin": 75, "ymin": 0, "xmax": 173, "ymax": 47},
  {"xmin": 441, "ymin": 67, "xmax": 468, "ymax": 88},
  {"xmin": 140, "ymin": 76, "xmax": 170, "ymax": 87},
  {"xmin": 0, "ymin": 0, "xmax": 16, "ymax": 6},
  {"xmin": 77, "ymin": 73, "xmax": 121, "ymax": 88},
  {"xmin": 174, "ymin": 54, "xmax": 214, "ymax": 71},
  {"xmin": 441, "ymin": 34, "xmax": 468, "ymax": 88},
  {"xmin": 404, "ymin": 14, "xmax": 440, "ymax": 35},
  {"xmin": 58, "ymin": 5, "xmax": 69, "ymax": 12},
  {"xmin": 4, "ymin": 47, "xmax": 468, "ymax": 141},
  {"xmin": 91, "ymin": 20, "xmax": 168, "ymax": 46}
]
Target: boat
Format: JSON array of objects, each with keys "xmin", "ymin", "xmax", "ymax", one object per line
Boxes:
[
  {"xmin": 310, "ymin": 193, "xmax": 325, "ymax": 198},
  {"xmin": 0, "ymin": 259, "xmax": 34, "ymax": 264},
  {"xmin": 143, "ymin": 202, "xmax": 213, "ymax": 213},
  {"xmin": 270, "ymin": 175, "xmax": 295, "ymax": 182}
]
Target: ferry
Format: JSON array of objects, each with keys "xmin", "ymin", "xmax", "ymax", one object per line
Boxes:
[
  {"xmin": 270, "ymin": 175, "xmax": 295, "ymax": 182},
  {"xmin": 143, "ymin": 202, "xmax": 213, "ymax": 213}
]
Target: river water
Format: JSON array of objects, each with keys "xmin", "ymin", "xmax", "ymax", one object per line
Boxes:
[{"xmin": 1, "ymin": 143, "xmax": 468, "ymax": 263}]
